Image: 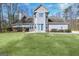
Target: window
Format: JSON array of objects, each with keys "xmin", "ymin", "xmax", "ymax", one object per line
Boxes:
[
  {"xmin": 77, "ymin": 11, "xmax": 79, "ymax": 16},
  {"xmin": 32, "ymin": 25, "xmax": 33, "ymax": 29},
  {"xmin": 41, "ymin": 24, "xmax": 43, "ymax": 30},
  {"xmin": 39, "ymin": 13, "xmax": 43, "ymax": 17},
  {"xmin": 29, "ymin": 24, "xmax": 32, "ymax": 29},
  {"xmin": 46, "ymin": 24, "xmax": 48, "ymax": 29},
  {"xmin": 46, "ymin": 15, "xmax": 48, "ymax": 18},
  {"xmin": 37, "ymin": 24, "xmax": 43, "ymax": 31},
  {"xmin": 30, "ymin": 24, "xmax": 33, "ymax": 29},
  {"xmin": 35, "ymin": 24, "xmax": 36, "ymax": 29},
  {"xmin": 38, "ymin": 24, "xmax": 40, "ymax": 30},
  {"xmin": 77, "ymin": 5, "xmax": 79, "ymax": 8}
]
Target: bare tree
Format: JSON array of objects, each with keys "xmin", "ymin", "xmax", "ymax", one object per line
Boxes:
[
  {"xmin": 0, "ymin": 3, "xmax": 3, "ymax": 32},
  {"xmin": 64, "ymin": 8, "xmax": 68, "ymax": 20},
  {"xmin": 6, "ymin": 3, "xmax": 18, "ymax": 26}
]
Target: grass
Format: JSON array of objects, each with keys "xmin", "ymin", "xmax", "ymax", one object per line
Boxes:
[{"xmin": 0, "ymin": 32, "xmax": 79, "ymax": 55}]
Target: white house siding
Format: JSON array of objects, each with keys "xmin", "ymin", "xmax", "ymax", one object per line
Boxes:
[
  {"xmin": 49, "ymin": 25, "xmax": 68, "ymax": 31},
  {"xmin": 34, "ymin": 6, "xmax": 48, "ymax": 32},
  {"xmin": 12, "ymin": 23, "xmax": 31, "ymax": 28},
  {"xmin": 34, "ymin": 12, "xmax": 46, "ymax": 32}
]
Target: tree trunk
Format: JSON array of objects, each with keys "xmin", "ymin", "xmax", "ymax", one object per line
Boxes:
[{"xmin": 0, "ymin": 4, "xmax": 3, "ymax": 32}]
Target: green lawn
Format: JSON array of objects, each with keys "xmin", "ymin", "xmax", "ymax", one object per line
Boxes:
[{"xmin": 0, "ymin": 32, "xmax": 79, "ymax": 56}]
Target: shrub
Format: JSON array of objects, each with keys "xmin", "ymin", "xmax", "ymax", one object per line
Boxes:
[
  {"xmin": 58, "ymin": 30, "xmax": 64, "ymax": 32},
  {"xmin": 50, "ymin": 29, "xmax": 71, "ymax": 32},
  {"xmin": 65, "ymin": 29, "xmax": 71, "ymax": 32},
  {"xmin": 50, "ymin": 29, "xmax": 57, "ymax": 32}
]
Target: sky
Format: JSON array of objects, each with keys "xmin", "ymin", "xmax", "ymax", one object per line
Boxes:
[
  {"xmin": 18, "ymin": 3, "xmax": 71, "ymax": 16},
  {"xmin": 2, "ymin": 3, "xmax": 71, "ymax": 20}
]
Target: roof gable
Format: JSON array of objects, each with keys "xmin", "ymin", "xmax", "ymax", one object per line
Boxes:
[{"xmin": 34, "ymin": 5, "xmax": 48, "ymax": 12}]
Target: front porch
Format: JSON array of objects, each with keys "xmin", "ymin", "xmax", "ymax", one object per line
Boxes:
[{"xmin": 12, "ymin": 23, "xmax": 34, "ymax": 32}]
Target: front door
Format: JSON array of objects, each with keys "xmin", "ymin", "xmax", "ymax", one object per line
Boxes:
[{"xmin": 37, "ymin": 24, "xmax": 43, "ymax": 32}]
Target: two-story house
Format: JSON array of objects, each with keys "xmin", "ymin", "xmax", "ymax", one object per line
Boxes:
[{"xmin": 12, "ymin": 5, "xmax": 69, "ymax": 32}]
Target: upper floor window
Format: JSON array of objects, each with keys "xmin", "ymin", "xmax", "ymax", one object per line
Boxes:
[
  {"xmin": 77, "ymin": 5, "xmax": 79, "ymax": 8},
  {"xmin": 77, "ymin": 11, "xmax": 79, "ymax": 16},
  {"xmin": 41, "ymin": 24, "xmax": 43, "ymax": 30},
  {"xmin": 46, "ymin": 24, "xmax": 48, "ymax": 29},
  {"xmin": 39, "ymin": 13, "xmax": 44, "ymax": 17}
]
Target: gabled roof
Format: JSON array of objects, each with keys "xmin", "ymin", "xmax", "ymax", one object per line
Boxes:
[
  {"xmin": 48, "ymin": 16, "xmax": 64, "ymax": 22},
  {"xmin": 34, "ymin": 4, "xmax": 48, "ymax": 12},
  {"xmin": 12, "ymin": 16, "xmax": 34, "ymax": 24}
]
